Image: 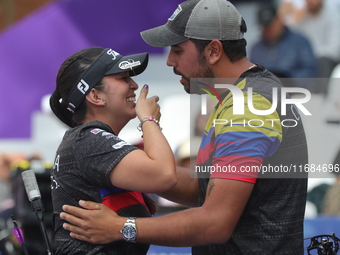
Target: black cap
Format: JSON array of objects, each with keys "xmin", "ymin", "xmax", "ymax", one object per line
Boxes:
[
  {"xmin": 66, "ymin": 48, "xmax": 148, "ymax": 113},
  {"xmin": 257, "ymin": 4, "xmax": 277, "ymax": 27}
]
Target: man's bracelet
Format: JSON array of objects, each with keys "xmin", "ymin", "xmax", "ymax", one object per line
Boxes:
[{"xmin": 137, "ymin": 116, "xmax": 162, "ymax": 131}]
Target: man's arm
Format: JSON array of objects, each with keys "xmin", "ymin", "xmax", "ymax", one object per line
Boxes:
[{"xmin": 61, "ymin": 178, "xmax": 254, "ymax": 246}]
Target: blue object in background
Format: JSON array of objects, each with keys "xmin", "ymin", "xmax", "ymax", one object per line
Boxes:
[{"xmin": 145, "ymin": 217, "xmax": 340, "ymax": 255}]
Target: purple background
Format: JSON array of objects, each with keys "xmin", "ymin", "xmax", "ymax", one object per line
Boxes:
[{"xmin": 0, "ymin": 0, "xmax": 183, "ymax": 138}]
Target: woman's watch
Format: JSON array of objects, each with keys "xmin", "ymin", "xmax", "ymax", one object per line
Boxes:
[{"xmin": 120, "ymin": 217, "xmax": 137, "ymax": 242}]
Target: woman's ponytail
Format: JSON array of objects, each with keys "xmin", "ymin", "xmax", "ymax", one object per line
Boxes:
[{"xmin": 49, "ymin": 90, "xmax": 77, "ymax": 128}]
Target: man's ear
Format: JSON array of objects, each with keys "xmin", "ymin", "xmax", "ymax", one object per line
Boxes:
[
  {"xmin": 85, "ymin": 89, "xmax": 105, "ymax": 106},
  {"xmin": 206, "ymin": 40, "xmax": 223, "ymax": 65}
]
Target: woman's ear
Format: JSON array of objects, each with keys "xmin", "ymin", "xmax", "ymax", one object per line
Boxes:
[
  {"xmin": 206, "ymin": 40, "xmax": 223, "ymax": 65},
  {"xmin": 86, "ymin": 89, "xmax": 106, "ymax": 106}
]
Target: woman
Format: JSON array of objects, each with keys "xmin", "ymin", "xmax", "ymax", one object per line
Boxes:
[{"xmin": 49, "ymin": 47, "xmax": 176, "ymax": 254}]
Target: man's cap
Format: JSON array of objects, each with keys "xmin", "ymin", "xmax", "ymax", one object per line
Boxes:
[
  {"xmin": 257, "ymin": 4, "xmax": 277, "ymax": 27},
  {"xmin": 66, "ymin": 48, "xmax": 148, "ymax": 113},
  {"xmin": 141, "ymin": 0, "xmax": 245, "ymax": 48}
]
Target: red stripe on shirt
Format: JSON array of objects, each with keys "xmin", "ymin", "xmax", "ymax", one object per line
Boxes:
[
  {"xmin": 102, "ymin": 191, "xmax": 148, "ymax": 212},
  {"xmin": 210, "ymin": 155, "xmax": 262, "ymax": 183}
]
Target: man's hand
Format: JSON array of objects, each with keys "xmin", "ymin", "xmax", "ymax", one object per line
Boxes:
[{"xmin": 60, "ymin": 200, "xmax": 124, "ymax": 244}]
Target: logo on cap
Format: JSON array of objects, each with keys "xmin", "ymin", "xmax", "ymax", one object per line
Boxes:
[
  {"xmin": 77, "ymin": 79, "xmax": 90, "ymax": 94},
  {"xmin": 169, "ymin": 4, "xmax": 182, "ymax": 21},
  {"xmin": 119, "ymin": 59, "xmax": 141, "ymax": 70},
  {"xmin": 106, "ymin": 49, "xmax": 120, "ymax": 60}
]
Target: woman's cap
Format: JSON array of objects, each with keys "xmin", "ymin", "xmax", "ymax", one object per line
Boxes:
[
  {"xmin": 140, "ymin": 0, "xmax": 245, "ymax": 48},
  {"xmin": 66, "ymin": 48, "xmax": 148, "ymax": 113}
]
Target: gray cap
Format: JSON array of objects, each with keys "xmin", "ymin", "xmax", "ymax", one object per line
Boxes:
[{"xmin": 141, "ymin": 0, "xmax": 245, "ymax": 47}]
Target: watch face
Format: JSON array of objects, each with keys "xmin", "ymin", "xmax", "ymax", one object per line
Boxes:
[{"xmin": 122, "ymin": 226, "xmax": 137, "ymax": 240}]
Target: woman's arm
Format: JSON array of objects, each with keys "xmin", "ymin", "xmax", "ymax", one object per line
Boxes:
[{"xmin": 109, "ymin": 85, "xmax": 177, "ymax": 193}]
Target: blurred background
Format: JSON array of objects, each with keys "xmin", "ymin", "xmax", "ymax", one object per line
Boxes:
[{"xmin": 1, "ymin": 0, "xmax": 340, "ymax": 254}]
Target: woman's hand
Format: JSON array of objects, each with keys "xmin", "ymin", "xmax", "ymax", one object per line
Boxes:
[{"xmin": 136, "ymin": 84, "xmax": 161, "ymax": 121}]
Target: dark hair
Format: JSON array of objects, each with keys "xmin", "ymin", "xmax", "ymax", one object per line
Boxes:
[
  {"xmin": 190, "ymin": 18, "xmax": 247, "ymax": 63},
  {"xmin": 50, "ymin": 47, "xmax": 105, "ymax": 127}
]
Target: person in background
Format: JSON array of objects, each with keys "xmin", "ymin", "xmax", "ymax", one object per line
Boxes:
[
  {"xmin": 0, "ymin": 153, "xmax": 26, "ymax": 218},
  {"xmin": 49, "ymin": 47, "xmax": 176, "ymax": 254},
  {"xmin": 321, "ymin": 172, "xmax": 340, "ymax": 215},
  {"xmin": 250, "ymin": 3, "xmax": 317, "ymax": 90},
  {"xmin": 287, "ymin": 0, "xmax": 340, "ymax": 93}
]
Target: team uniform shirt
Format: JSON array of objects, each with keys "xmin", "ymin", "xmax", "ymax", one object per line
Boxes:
[
  {"xmin": 51, "ymin": 121, "xmax": 150, "ymax": 255},
  {"xmin": 194, "ymin": 66, "xmax": 308, "ymax": 255},
  {"xmin": 197, "ymin": 74, "xmax": 282, "ymax": 183}
]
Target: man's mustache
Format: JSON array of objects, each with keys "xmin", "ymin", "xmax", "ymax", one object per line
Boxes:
[{"xmin": 173, "ymin": 68, "xmax": 183, "ymax": 77}]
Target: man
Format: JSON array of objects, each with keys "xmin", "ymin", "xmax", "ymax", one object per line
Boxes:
[
  {"xmin": 250, "ymin": 3, "xmax": 317, "ymax": 81},
  {"xmin": 60, "ymin": 0, "xmax": 308, "ymax": 254}
]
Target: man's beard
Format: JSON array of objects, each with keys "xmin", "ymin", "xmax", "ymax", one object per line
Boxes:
[
  {"xmin": 189, "ymin": 55, "xmax": 214, "ymax": 94},
  {"xmin": 175, "ymin": 54, "xmax": 214, "ymax": 94}
]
